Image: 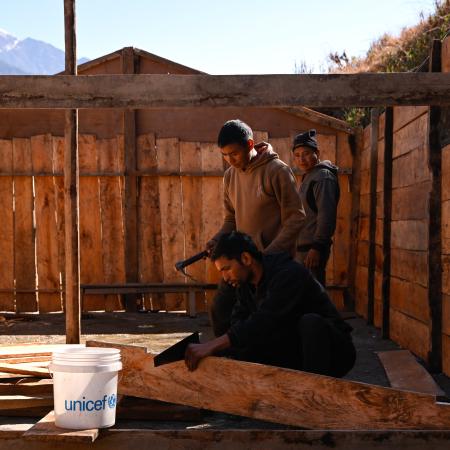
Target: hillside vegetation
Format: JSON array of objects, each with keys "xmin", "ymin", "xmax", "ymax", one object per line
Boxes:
[{"xmin": 328, "ymin": 0, "xmax": 450, "ymax": 126}]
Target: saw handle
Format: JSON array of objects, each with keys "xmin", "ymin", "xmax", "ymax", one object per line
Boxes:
[{"xmin": 175, "ymin": 250, "xmax": 209, "ymax": 272}]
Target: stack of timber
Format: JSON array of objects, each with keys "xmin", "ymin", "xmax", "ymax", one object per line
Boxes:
[{"xmin": 0, "ymin": 344, "xmax": 58, "ymax": 417}]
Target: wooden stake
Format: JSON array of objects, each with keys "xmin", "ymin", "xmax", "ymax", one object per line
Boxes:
[
  {"xmin": 367, "ymin": 108, "xmax": 380, "ymax": 325},
  {"xmin": 121, "ymin": 47, "xmax": 139, "ymax": 312},
  {"xmin": 64, "ymin": 0, "xmax": 80, "ymax": 343},
  {"xmin": 382, "ymin": 107, "xmax": 393, "ymax": 338},
  {"xmin": 347, "ymin": 130, "xmax": 363, "ymax": 308},
  {"xmin": 428, "ymin": 40, "xmax": 443, "ymax": 372}
]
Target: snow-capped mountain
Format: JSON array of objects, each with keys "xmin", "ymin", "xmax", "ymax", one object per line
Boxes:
[{"xmin": 0, "ymin": 28, "xmax": 89, "ymax": 74}]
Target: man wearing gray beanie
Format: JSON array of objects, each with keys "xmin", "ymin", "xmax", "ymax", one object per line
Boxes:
[{"xmin": 292, "ymin": 129, "xmax": 340, "ymax": 286}]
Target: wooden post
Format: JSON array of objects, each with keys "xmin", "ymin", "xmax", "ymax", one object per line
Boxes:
[
  {"xmin": 64, "ymin": 0, "xmax": 80, "ymax": 343},
  {"xmin": 428, "ymin": 40, "xmax": 443, "ymax": 371},
  {"xmin": 121, "ymin": 47, "xmax": 139, "ymax": 312},
  {"xmin": 367, "ymin": 108, "xmax": 380, "ymax": 325},
  {"xmin": 347, "ymin": 129, "xmax": 363, "ymax": 309},
  {"xmin": 382, "ymin": 107, "xmax": 393, "ymax": 339}
]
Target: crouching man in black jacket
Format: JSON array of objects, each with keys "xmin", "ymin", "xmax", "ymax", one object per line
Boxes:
[{"xmin": 185, "ymin": 231, "xmax": 356, "ymax": 376}]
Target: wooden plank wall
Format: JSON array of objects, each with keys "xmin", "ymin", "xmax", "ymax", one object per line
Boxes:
[
  {"xmin": 390, "ymin": 106, "xmax": 431, "ymax": 361},
  {"xmin": 355, "ymin": 106, "xmax": 432, "ymax": 361},
  {"xmin": 442, "ymin": 38, "xmax": 450, "ymax": 376},
  {"xmin": 0, "ymin": 131, "xmax": 352, "ymax": 314}
]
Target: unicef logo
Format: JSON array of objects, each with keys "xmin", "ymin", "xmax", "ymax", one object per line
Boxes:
[
  {"xmin": 107, "ymin": 394, "xmax": 117, "ymax": 409},
  {"xmin": 64, "ymin": 394, "xmax": 118, "ymax": 412}
]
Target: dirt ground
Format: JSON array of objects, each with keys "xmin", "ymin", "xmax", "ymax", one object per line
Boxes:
[{"xmin": 1, "ymin": 310, "xmax": 449, "ymax": 392}]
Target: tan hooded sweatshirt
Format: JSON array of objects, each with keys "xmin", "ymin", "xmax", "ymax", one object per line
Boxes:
[{"xmin": 213, "ymin": 146, "xmax": 305, "ymax": 254}]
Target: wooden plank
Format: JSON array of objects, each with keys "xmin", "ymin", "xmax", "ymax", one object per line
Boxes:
[
  {"xmin": 347, "ymin": 130, "xmax": 363, "ymax": 308},
  {"xmin": 157, "ymin": 138, "xmax": 185, "ymax": 311},
  {"xmin": 1, "ymin": 429, "xmax": 450, "ymax": 450},
  {"xmin": 391, "ymin": 183, "xmax": 432, "ymax": 221},
  {"xmin": 63, "ymin": 0, "xmax": 79, "ymax": 343},
  {"xmin": 0, "ymin": 139, "xmax": 14, "ymax": 311},
  {"xmin": 98, "ymin": 138, "xmax": 125, "ymax": 311},
  {"xmin": 427, "ymin": 39, "xmax": 443, "ymax": 372},
  {"xmin": 0, "ymin": 345, "xmax": 64, "ymax": 358},
  {"xmin": 23, "ymin": 410, "xmax": 99, "ymax": 443},
  {"xmin": 0, "ymin": 379, "xmax": 53, "ymax": 396},
  {"xmin": 7, "ymin": 428, "xmax": 450, "ymax": 450},
  {"xmin": 393, "ymin": 105, "xmax": 429, "ymax": 132},
  {"xmin": 64, "ymin": 109, "xmax": 80, "ymax": 341},
  {"xmin": 390, "ymin": 308, "xmax": 430, "ymax": 362},
  {"xmin": 0, "ymin": 356, "xmax": 50, "ymax": 364},
  {"xmin": 443, "ymin": 144, "xmax": 450, "ymax": 201},
  {"xmin": 282, "ymin": 106, "xmax": 355, "ymax": 134},
  {"xmin": 390, "ymin": 248, "xmax": 428, "ymax": 287},
  {"xmin": 377, "ymin": 350, "xmax": 445, "ymax": 396},
  {"xmin": 180, "ymin": 141, "xmax": 205, "ymax": 313},
  {"xmin": 374, "ymin": 271, "xmax": 383, "ymax": 328},
  {"xmin": 0, "ymin": 406, "xmax": 52, "ymax": 418},
  {"xmin": 390, "ymin": 277, "xmax": 430, "ymax": 324},
  {"xmin": 367, "ymin": 109, "xmax": 379, "ymax": 325},
  {"xmin": 32, "ymin": 135, "xmax": 61, "ymax": 313},
  {"xmin": 393, "ymin": 113, "xmax": 428, "ymax": 158},
  {"xmin": 52, "ymin": 137, "xmax": 66, "ymax": 312},
  {"xmin": 79, "ymin": 135, "xmax": 105, "ymax": 311},
  {"xmin": 443, "ymin": 333, "xmax": 450, "ymax": 376},
  {"xmin": 0, "ymin": 395, "xmax": 53, "ymax": 410},
  {"xmin": 392, "ymin": 145, "xmax": 431, "ymax": 188},
  {"xmin": 200, "ymin": 142, "xmax": 223, "ymax": 304},
  {"xmin": 0, "ymin": 364, "xmax": 50, "ymax": 378},
  {"xmin": 13, "ymin": 138, "xmax": 37, "ymax": 312},
  {"xmin": 88, "ymin": 341, "xmax": 450, "ymax": 430},
  {"xmin": 116, "ymin": 396, "xmax": 204, "ymax": 421},
  {"xmin": 122, "ymin": 48, "xmax": 139, "ymax": 313},
  {"xmin": 355, "ymin": 265, "xmax": 368, "ymax": 318},
  {"xmin": 391, "ymin": 220, "xmax": 428, "ymax": 251},
  {"xmin": 317, "ymin": 134, "xmax": 336, "ymax": 163},
  {"xmin": 333, "ymin": 189, "xmax": 351, "ymax": 285},
  {"xmin": 136, "ymin": 134, "xmax": 164, "ymax": 311},
  {"xmin": 2, "ymin": 73, "xmax": 450, "ymax": 109},
  {"xmin": 270, "ymin": 137, "xmax": 291, "ymax": 167}
]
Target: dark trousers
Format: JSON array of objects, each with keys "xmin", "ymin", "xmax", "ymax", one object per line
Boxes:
[{"xmin": 234, "ymin": 313, "xmax": 356, "ymax": 378}]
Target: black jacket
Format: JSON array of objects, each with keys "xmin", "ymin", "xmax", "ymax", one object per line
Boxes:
[
  {"xmin": 297, "ymin": 160, "xmax": 340, "ymax": 251},
  {"xmin": 227, "ymin": 253, "xmax": 351, "ymax": 349}
]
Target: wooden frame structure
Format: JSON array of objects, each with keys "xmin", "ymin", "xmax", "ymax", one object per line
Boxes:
[{"xmin": 1, "ymin": 0, "xmax": 449, "ymax": 346}]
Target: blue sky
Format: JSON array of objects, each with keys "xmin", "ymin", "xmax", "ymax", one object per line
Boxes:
[{"xmin": 1, "ymin": 0, "xmax": 439, "ymax": 73}]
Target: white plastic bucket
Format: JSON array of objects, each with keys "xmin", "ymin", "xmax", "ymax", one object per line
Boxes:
[{"xmin": 49, "ymin": 347, "xmax": 122, "ymax": 429}]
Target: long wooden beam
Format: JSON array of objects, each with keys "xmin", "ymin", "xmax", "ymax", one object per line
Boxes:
[
  {"xmin": 3, "ymin": 428, "xmax": 450, "ymax": 450},
  {"xmin": 1, "ymin": 73, "xmax": 450, "ymax": 108},
  {"xmin": 63, "ymin": 0, "xmax": 80, "ymax": 344},
  {"xmin": 87, "ymin": 341, "xmax": 450, "ymax": 430}
]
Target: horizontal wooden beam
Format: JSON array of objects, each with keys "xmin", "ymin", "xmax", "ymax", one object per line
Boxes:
[
  {"xmin": 1, "ymin": 73, "xmax": 449, "ymax": 108},
  {"xmin": 4, "ymin": 429, "xmax": 450, "ymax": 450}
]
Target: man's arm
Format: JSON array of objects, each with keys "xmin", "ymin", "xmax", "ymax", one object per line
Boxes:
[
  {"xmin": 264, "ymin": 166, "xmax": 305, "ymax": 254},
  {"xmin": 184, "ymin": 334, "xmax": 231, "ymax": 371}
]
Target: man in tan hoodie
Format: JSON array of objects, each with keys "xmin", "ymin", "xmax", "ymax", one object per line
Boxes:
[{"xmin": 207, "ymin": 119, "xmax": 305, "ymax": 336}]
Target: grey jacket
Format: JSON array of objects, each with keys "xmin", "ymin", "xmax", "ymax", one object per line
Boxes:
[{"xmin": 297, "ymin": 160, "xmax": 340, "ymax": 251}]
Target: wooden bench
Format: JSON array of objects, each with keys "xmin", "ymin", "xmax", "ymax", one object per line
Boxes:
[{"xmin": 81, "ymin": 283, "xmax": 218, "ymax": 317}]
